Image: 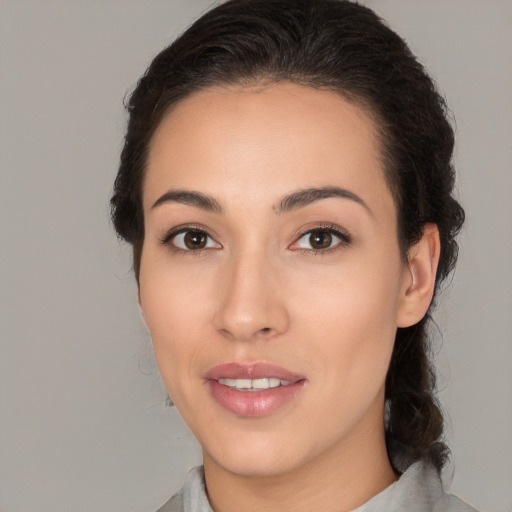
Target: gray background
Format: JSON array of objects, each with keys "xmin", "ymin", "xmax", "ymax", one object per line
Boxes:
[{"xmin": 0, "ymin": 1, "xmax": 510, "ymax": 511}]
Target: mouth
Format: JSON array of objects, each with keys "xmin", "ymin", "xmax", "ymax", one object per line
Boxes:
[
  {"xmin": 217, "ymin": 377, "xmax": 293, "ymax": 391},
  {"xmin": 205, "ymin": 362, "xmax": 306, "ymax": 417}
]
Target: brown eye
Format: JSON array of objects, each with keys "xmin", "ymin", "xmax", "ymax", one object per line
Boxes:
[
  {"xmin": 184, "ymin": 231, "xmax": 207, "ymax": 249},
  {"xmin": 169, "ymin": 230, "xmax": 221, "ymax": 251},
  {"xmin": 290, "ymin": 226, "xmax": 351, "ymax": 252},
  {"xmin": 309, "ymin": 230, "xmax": 332, "ymax": 249}
]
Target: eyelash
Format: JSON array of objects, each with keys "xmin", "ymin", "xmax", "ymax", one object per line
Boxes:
[
  {"xmin": 159, "ymin": 224, "xmax": 220, "ymax": 254},
  {"xmin": 290, "ymin": 224, "xmax": 352, "ymax": 255},
  {"xmin": 159, "ymin": 223, "xmax": 352, "ymax": 255}
]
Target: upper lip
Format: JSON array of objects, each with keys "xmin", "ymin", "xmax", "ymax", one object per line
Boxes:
[{"xmin": 205, "ymin": 362, "xmax": 305, "ymax": 382}]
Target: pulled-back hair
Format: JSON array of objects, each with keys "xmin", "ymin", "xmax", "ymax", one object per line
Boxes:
[{"xmin": 111, "ymin": 0, "xmax": 464, "ymax": 470}]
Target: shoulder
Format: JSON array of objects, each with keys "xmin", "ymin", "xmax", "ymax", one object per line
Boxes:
[
  {"xmin": 403, "ymin": 461, "xmax": 481, "ymax": 512},
  {"xmin": 155, "ymin": 466, "xmax": 210, "ymax": 512},
  {"xmin": 433, "ymin": 492, "xmax": 480, "ymax": 512},
  {"xmin": 155, "ymin": 489, "xmax": 183, "ymax": 512},
  {"xmin": 384, "ymin": 441, "xmax": 481, "ymax": 512},
  {"xmin": 397, "ymin": 460, "xmax": 481, "ymax": 512},
  {"xmin": 355, "ymin": 456, "xmax": 481, "ymax": 512}
]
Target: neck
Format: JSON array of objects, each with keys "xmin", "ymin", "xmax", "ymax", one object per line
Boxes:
[{"xmin": 203, "ymin": 404, "xmax": 397, "ymax": 512}]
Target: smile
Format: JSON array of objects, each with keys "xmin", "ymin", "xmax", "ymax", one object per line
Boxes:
[
  {"xmin": 218, "ymin": 377, "xmax": 292, "ymax": 390},
  {"xmin": 206, "ymin": 362, "xmax": 306, "ymax": 417}
]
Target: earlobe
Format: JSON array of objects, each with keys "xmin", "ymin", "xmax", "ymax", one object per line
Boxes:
[{"xmin": 396, "ymin": 224, "xmax": 441, "ymax": 328}]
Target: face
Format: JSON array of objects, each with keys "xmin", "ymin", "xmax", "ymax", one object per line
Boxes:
[{"xmin": 139, "ymin": 82, "xmax": 411, "ymax": 478}]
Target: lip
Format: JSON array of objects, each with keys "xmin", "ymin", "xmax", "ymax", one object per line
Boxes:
[
  {"xmin": 205, "ymin": 362, "xmax": 306, "ymax": 418},
  {"xmin": 205, "ymin": 362, "xmax": 304, "ymax": 382}
]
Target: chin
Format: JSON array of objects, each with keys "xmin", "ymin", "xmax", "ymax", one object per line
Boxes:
[
  {"xmin": 202, "ymin": 427, "xmax": 318, "ymax": 478},
  {"xmin": 210, "ymin": 452, "xmax": 301, "ymax": 479}
]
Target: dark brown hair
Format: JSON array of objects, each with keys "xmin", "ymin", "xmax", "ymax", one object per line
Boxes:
[{"xmin": 111, "ymin": 0, "xmax": 464, "ymax": 470}]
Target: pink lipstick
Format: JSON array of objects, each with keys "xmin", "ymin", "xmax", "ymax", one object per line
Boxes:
[{"xmin": 205, "ymin": 362, "xmax": 306, "ymax": 417}]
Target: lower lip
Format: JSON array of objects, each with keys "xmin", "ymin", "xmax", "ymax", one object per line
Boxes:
[{"xmin": 208, "ymin": 380, "xmax": 305, "ymax": 417}]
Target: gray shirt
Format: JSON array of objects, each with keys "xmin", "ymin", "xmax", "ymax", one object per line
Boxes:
[{"xmin": 157, "ymin": 459, "xmax": 478, "ymax": 512}]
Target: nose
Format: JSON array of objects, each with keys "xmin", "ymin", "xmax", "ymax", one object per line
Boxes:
[{"xmin": 212, "ymin": 250, "xmax": 289, "ymax": 342}]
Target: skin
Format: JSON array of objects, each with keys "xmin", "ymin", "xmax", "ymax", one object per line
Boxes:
[{"xmin": 138, "ymin": 82, "xmax": 440, "ymax": 512}]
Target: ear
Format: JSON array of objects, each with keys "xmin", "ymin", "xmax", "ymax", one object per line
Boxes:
[
  {"xmin": 396, "ymin": 223, "xmax": 441, "ymax": 328},
  {"xmin": 137, "ymin": 290, "xmax": 150, "ymax": 331}
]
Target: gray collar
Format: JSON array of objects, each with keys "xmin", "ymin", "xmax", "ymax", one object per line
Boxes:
[{"xmin": 157, "ymin": 456, "xmax": 478, "ymax": 512}]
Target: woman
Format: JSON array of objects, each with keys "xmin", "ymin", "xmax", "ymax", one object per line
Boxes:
[{"xmin": 111, "ymin": 0, "xmax": 477, "ymax": 510}]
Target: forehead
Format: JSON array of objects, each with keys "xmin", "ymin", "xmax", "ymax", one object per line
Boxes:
[{"xmin": 144, "ymin": 82, "xmax": 392, "ymax": 215}]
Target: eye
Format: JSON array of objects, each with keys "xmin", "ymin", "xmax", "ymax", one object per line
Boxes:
[
  {"xmin": 164, "ymin": 228, "xmax": 221, "ymax": 251},
  {"xmin": 290, "ymin": 227, "xmax": 351, "ymax": 252}
]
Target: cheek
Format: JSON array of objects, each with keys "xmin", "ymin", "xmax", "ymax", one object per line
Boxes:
[
  {"xmin": 288, "ymin": 254, "xmax": 402, "ymax": 390},
  {"xmin": 139, "ymin": 243, "xmax": 216, "ymax": 327},
  {"xmin": 138, "ymin": 252, "xmax": 214, "ymax": 396}
]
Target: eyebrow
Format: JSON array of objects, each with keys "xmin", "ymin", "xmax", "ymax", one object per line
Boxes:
[
  {"xmin": 151, "ymin": 190, "xmax": 223, "ymax": 213},
  {"xmin": 274, "ymin": 186, "xmax": 372, "ymax": 216},
  {"xmin": 151, "ymin": 186, "xmax": 371, "ymax": 216}
]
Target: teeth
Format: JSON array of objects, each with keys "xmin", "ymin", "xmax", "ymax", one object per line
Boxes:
[
  {"xmin": 218, "ymin": 377, "xmax": 293, "ymax": 390},
  {"xmin": 252, "ymin": 378, "xmax": 271, "ymax": 389},
  {"xmin": 236, "ymin": 378, "xmax": 252, "ymax": 389},
  {"xmin": 268, "ymin": 378, "xmax": 281, "ymax": 388}
]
